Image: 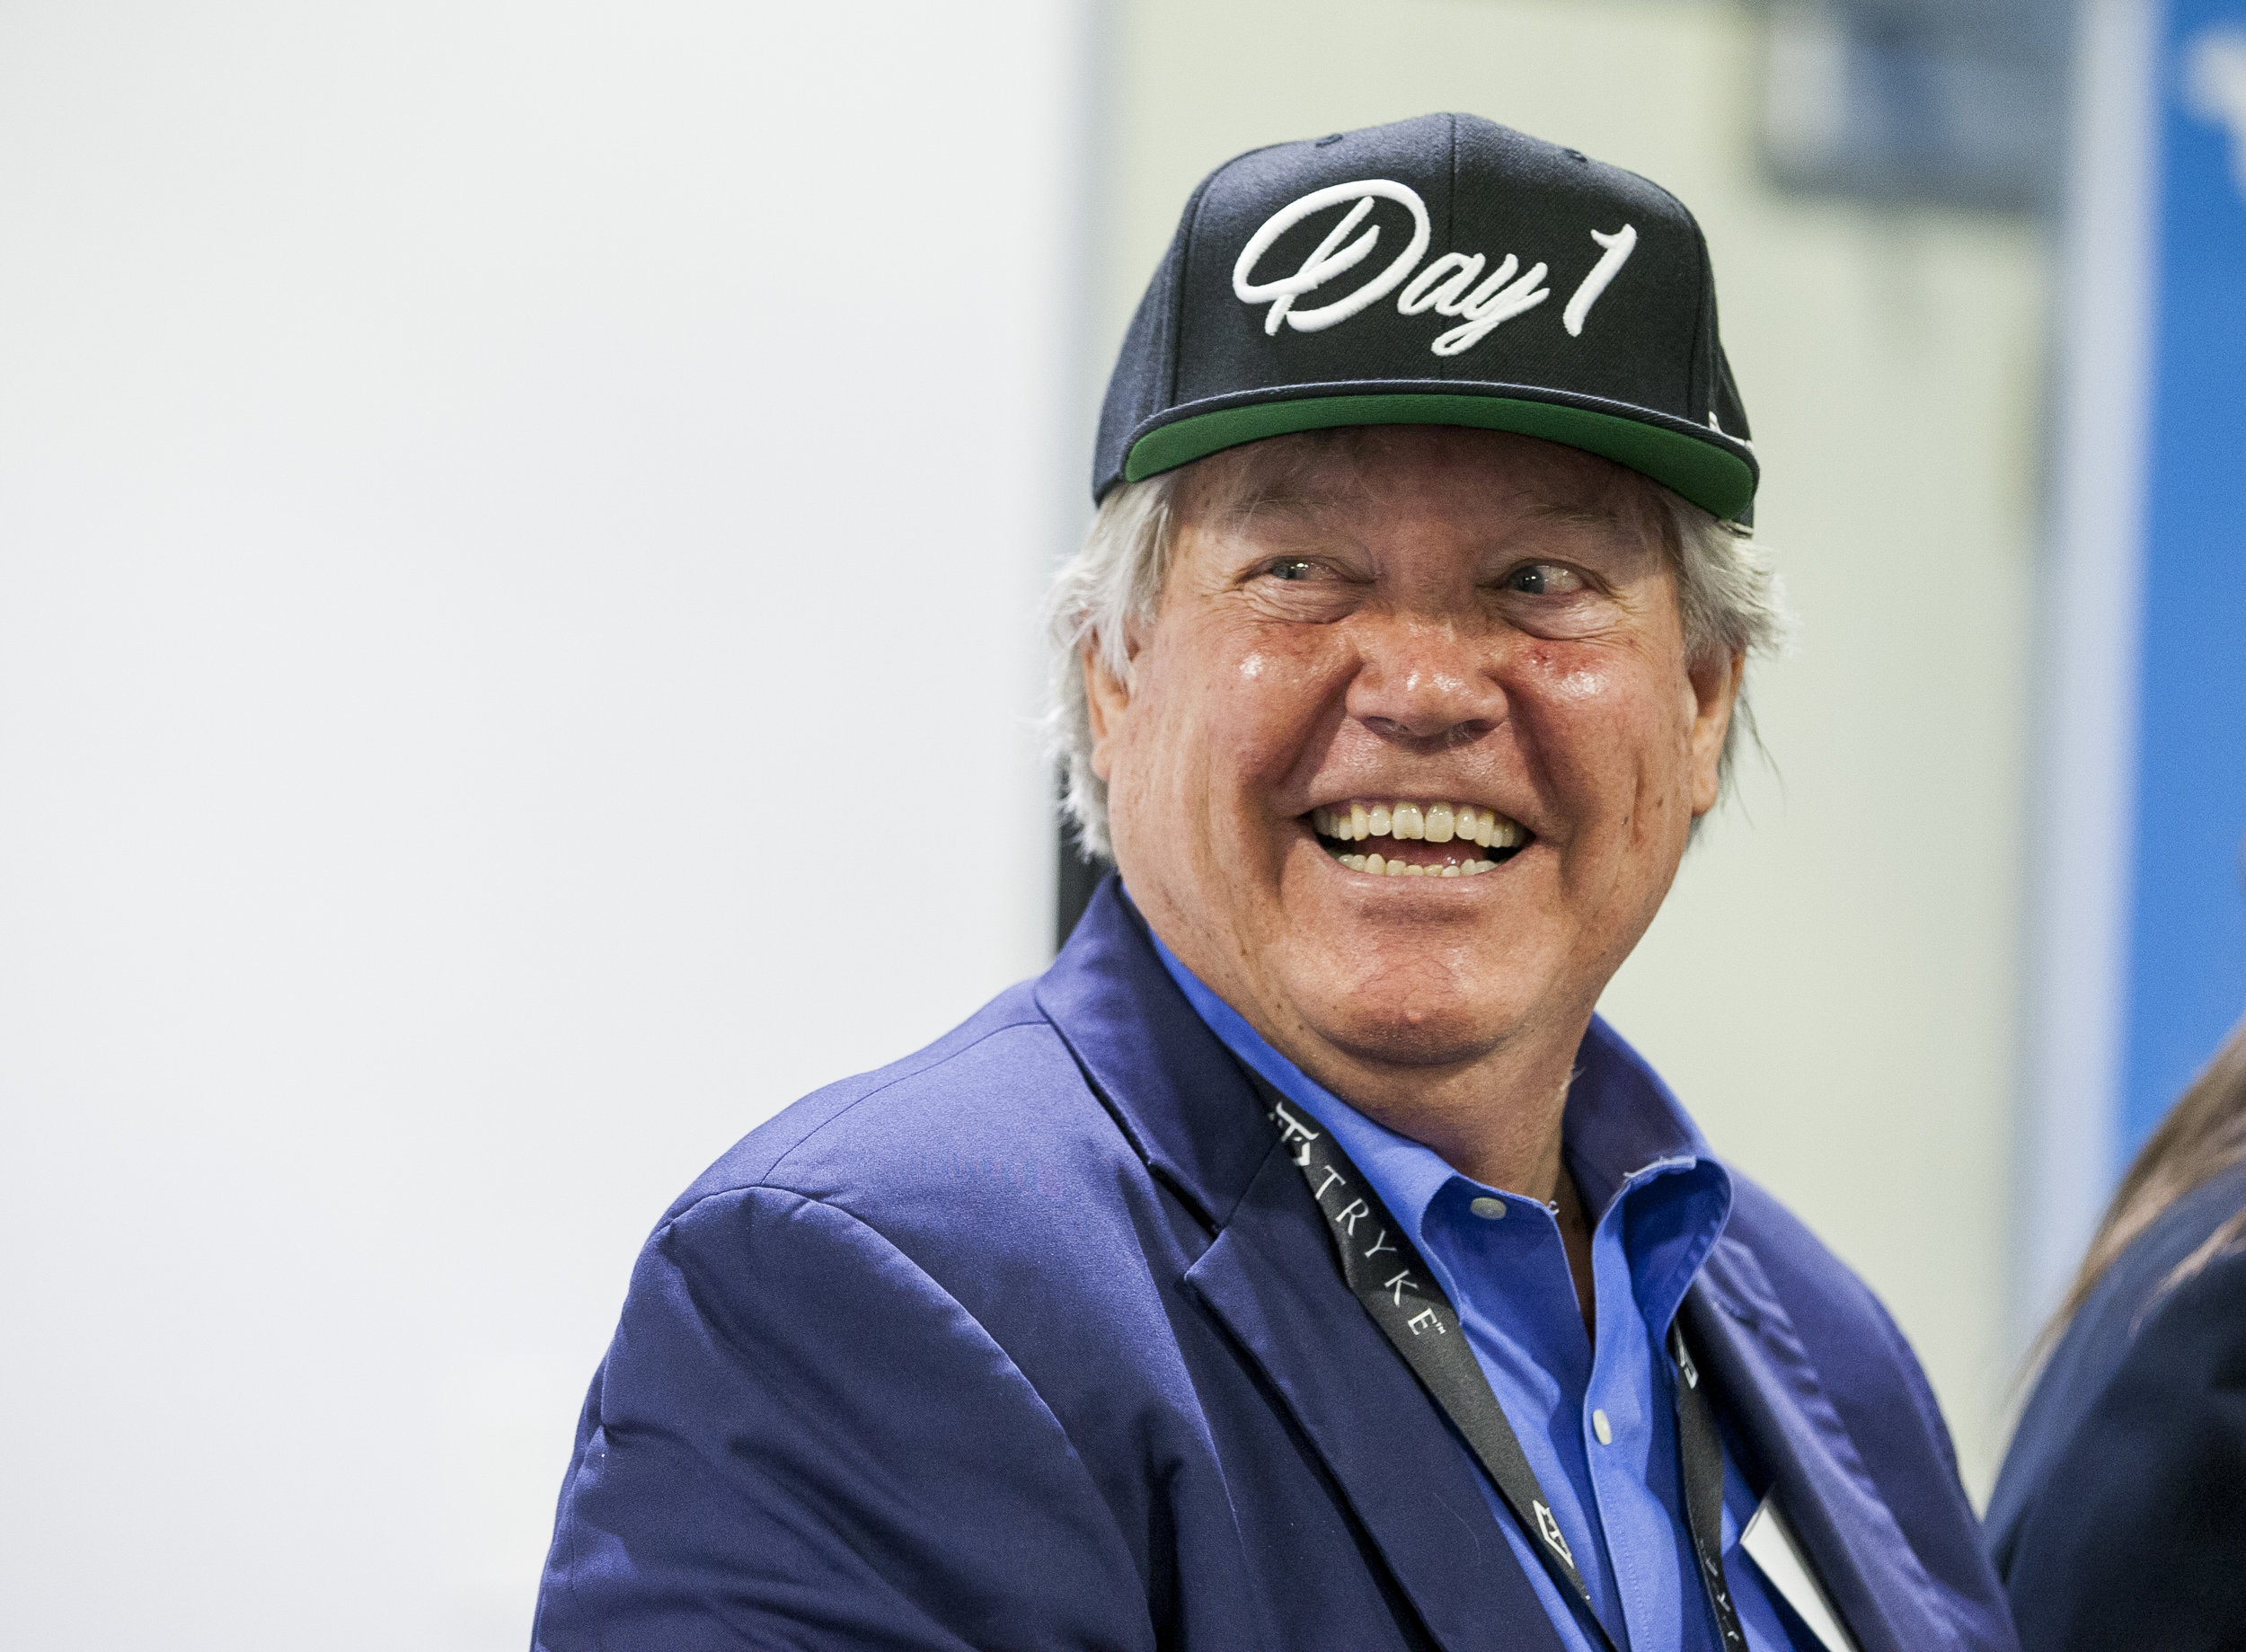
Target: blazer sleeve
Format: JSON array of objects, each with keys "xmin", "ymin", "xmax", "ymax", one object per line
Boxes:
[
  {"xmin": 2000, "ymin": 1248, "xmax": 2246, "ymax": 1652},
  {"xmin": 531, "ymin": 1185, "xmax": 1156, "ymax": 1652}
]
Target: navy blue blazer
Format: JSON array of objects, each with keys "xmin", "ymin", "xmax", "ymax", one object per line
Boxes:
[
  {"xmin": 534, "ymin": 880, "xmax": 2015, "ymax": 1652},
  {"xmin": 1985, "ymin": 1162, "xmax": 2246, "ymax": 1651}
]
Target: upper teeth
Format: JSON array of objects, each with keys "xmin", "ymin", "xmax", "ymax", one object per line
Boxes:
[{"xmin": 1311, "ymin": 799, "xmax": 1525, "ymax": 850}]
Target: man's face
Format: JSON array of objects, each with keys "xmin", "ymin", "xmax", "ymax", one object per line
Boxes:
[{"xmin": 1086, "ymin": 426, "xmax": 1738, "ymax": 1089}]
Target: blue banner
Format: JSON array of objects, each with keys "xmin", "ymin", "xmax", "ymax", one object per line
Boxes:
[{"xmin": 2123, "ymin": 2, "xmax": 2246, "ymax": 1151}]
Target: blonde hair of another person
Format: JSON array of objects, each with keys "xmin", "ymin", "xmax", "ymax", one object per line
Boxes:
[{"xmin": 2050, "ymin": 1010, "xmax": 2246, "ymax": 1342}]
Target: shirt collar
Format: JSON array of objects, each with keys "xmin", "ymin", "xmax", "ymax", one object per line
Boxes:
[
  {"xmin": 1146, "ymin": 922, "xmax": 1731, "ymax": 1312},
  {"xmin": 1561, "ymin": 1015, "xmax": 1721, "ymax": 1216}
]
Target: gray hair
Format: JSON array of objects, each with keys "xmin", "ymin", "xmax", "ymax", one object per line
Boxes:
[{"xmin": 1044, "ymin": 446, "xmax": 1791, "ymax": 860}]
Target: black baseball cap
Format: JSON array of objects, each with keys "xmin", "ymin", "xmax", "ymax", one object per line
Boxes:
[{"xmin": 1093, "ymin": 112, "xmax": 1756, "ymax": 523}]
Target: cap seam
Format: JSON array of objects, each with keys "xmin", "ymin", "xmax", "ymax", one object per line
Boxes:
[
  {"xmin": 1168, "ymin": 139, "xmax": 1297, "ymax": 414},
  {"xmin": 1689, "ymin": 225, "xmax": 1712, "ymax": 426},
  {"xmin": 1167, "ymin": 175, "xmax": 1219, "ymax": 416},
  {"xmin": 1634, "ymin": 169, "xmax": 1715, "ymax": 420},
  {"xmin": 1445, "ymin": 113, "xmax": 1460, "ymax": 385}
]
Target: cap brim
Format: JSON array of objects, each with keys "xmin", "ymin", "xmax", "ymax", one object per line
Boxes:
[{"xmin": 1121, "ymin": 388, "xmax": 1755, "ymax": 522}]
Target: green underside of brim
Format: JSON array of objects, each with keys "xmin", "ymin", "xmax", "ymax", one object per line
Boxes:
[{"xmin": 1124, "ymin": 393, "xmax": 1755, "ymax": 521}]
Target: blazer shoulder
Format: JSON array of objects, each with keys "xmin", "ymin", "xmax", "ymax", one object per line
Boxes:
[
  {"xmin": 1720, "ymin": 1167, "xmax": 1896, "ymax": 1338},
  {"xmin": 657, "ymin": 978, "xmax": 1168, "ymax": 1265},
  {"xmin": 1709, "ymin": 1167, "xmax": 2015, "ymax": 1649},
  {"xmin": 630, "ymin": 971, "xmax": 1207, "ymax": 1463},
  {"xmin": 661, "ymin": 978, "xmax": 1101, "ymax": 1210},
  {"xmin": 1715, "ymin": 1166, "xmax": 1963, "ymax": 1480}
]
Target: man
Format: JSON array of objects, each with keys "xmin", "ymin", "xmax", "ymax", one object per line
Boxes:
[{"xmin": 534, "ymin": 114, "xmax": 2014, "ymax": 1652}]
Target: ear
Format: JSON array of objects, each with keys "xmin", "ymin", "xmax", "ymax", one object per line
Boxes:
[
  {"xmin": 1684, "ymin": 649, "xmax": 1745, "ymax": 817},
  {"xmin": 1083, "ymin": 637, "xmax": 1134, "ymax": 784}
]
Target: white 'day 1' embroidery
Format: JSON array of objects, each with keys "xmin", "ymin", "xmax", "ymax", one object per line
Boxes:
[{"xmin": 1231, "ymin": 179, "xmax": 1637, "ymax": 358}]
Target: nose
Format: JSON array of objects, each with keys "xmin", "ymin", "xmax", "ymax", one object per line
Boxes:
[{"xmin": 1344, "ymin": 617, "xmax": 1503, "ymax": 748}]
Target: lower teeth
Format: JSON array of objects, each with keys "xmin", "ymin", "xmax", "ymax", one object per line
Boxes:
[{"xmin": 1337, "ymin": 853, "xmax": 1492, "ymax": 877}]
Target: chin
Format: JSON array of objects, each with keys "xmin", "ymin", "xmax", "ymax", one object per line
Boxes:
[{"xmin": 1295, "ymin": 975, "xmax": 1526, "ymax": 1071}]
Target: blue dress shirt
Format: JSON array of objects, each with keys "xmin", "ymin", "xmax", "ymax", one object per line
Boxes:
[{"xmin": 1153, "ymin": 935, "xmax": 1813, "ymax": 1652}]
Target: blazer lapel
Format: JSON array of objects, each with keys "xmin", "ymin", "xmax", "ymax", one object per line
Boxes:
[
  {"xmin": 1035, "ymin": 877, "xmax": 1275, "ymax": 1233},
  {"xmin": 1187, "ymin": 1141, "xmax": 1569, "ymax": 1652},
  {"xmin": 1684, "ymin": 1238, "xmax": 1956, "ymax": 1652},
  {"xmin": 1039, "ymin": 880, "xmax": 1561, "ymax": 1651}
]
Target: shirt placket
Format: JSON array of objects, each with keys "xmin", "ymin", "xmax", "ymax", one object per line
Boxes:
[
  {"xmin": 1430, "ymin": 1183, "xmax": 1627, "ymax": 1646},
  {"xmin": 1583, "ymin": 1196, "xmax": 1662, "ymax": 1652},
  {"xmin": 1580, "ymin": 1160, "xmax": 1723, "ymax": 1652}
]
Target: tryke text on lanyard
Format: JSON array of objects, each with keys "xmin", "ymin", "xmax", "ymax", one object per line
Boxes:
[{"xmin": 1261, "ymin": 1085, "xmax": 1746, "ymax": 1652}]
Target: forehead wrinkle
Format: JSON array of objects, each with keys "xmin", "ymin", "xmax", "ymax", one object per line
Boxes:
[
  {"xmin": 1525, "ymin": 501, "xmax": 1625, "ymax": 529},
  {"xmin": 1177, "ymin": 427, "xmax": 1669, "ymax": 557},
  {"xmin": 1196, "ymin": 467, "xmax": 1372, "ymax": 536},
  {"xmin": 1520, "ymin": 478, "xmax": 1670, "ymax": 562},
  {"xmin": 1219, "ymin": 490, "xmax": 1352, "ymax": 544},
  {"xmin": 1177, "ymin": 428, "xmax": 1385, "ymax": 533}
]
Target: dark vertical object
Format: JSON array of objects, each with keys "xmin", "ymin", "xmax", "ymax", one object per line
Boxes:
[
  {"xmin": 1056, "ymin": 815, "xmax": 1110, "ymax": 952},
  {"xmin": 1049, "ymin": 0, "xmax": 1119, "ymax": 958}
]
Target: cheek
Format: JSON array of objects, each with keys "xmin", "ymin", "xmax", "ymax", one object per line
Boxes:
[
  {"xmin": 1513, "ymin": 644, "xmax": 1652, "ymax": 738},
  {"xmin": 1521, "ymin": 645, "xmax": 1619, "ymax": 706},
  {"xmin": 1127, "ymin": 631, "xmax": 1337, "ymax": 794},
  {"xmin": 1508, "ymin": 645, "xmax": 1693, "ymax": 807},
  {"xmin": 1206, "ymin": 642, "xmax": 1341, "ymax": 788}
]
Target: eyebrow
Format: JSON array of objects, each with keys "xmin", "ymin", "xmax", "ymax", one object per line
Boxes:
[
  {"xmin": 1192, "ymin": 487, "xmax": 1354, "ymax": 541},
  {"xmin": 1209, "ymin": 473, "xmax": 1351, "ymax": 514},
  {"xmin": 1525, "ymin": 500, "xmax": 1631, "ymax": 530},
  {"xmin": 1215, "ymin": 496, "xmax": 1638, "ymax": 535},
  {"xmin": 1189, "ymin": 464, "xmax": 1652, "ymax": 541}
]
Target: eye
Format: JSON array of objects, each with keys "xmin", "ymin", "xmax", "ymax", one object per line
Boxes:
[
  {"xmin": 1261, "ymin": 557, "xmax": 1317, "ymax": 582},
  {"xmin": 1503, "ymin": 561, "xmax": 1588, "ymax": 596}
]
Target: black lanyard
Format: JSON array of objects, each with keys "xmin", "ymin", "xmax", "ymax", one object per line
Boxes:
[{"xmin": 1261, "ymin": 1087, "xmax": 1746, "ymax": 1652}]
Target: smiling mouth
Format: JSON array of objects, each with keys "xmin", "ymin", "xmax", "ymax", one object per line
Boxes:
[{"xmin": 1309, "ymin": 799, "xmax": 1533, "ymax": 878}]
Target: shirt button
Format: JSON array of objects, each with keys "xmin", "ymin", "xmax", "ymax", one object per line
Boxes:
[
  {"xmin": 1593, "ymin": 1409, "xmax": 1614, "ymax": 1445},
  {"xmin": 1469, "ymin": 1196, "xmax": 1508, "ymax": 1220}
]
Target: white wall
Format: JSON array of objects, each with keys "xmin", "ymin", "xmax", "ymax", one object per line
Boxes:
[
  {"xmin": 1097, "ymin": 0, "xmax": 2045, "ymax": 1497},
  {"xmin": 0, "ymin": 4, "xmax": 1077, "ymax": 1646}
]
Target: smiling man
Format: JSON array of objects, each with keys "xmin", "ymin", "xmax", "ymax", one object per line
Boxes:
[{"xmin": 534, "ymin": 115, "xmax": 2016, "ymax": 1652}]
